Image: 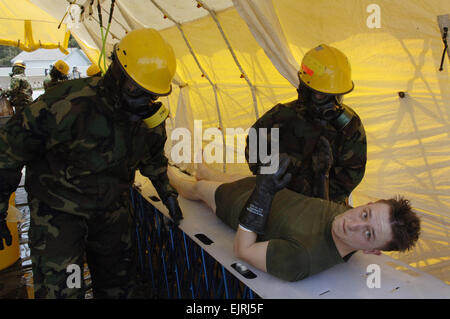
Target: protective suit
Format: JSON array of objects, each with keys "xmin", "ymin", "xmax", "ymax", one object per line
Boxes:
[
  {"xmin": 0, "ymin": 28, "xmax": 182, "ymax": 298},
  {"xmin": 245, "ymin": 45, "xmax": 367, "ymax": 204},
  {"xmin": 2, "ymin": 61, "xmax": 33, "ymax": 113}
]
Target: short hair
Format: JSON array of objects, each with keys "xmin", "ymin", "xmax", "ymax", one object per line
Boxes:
[{"xmin": 377, "ymin": 196, "xmax": 421, "ymax": 252}]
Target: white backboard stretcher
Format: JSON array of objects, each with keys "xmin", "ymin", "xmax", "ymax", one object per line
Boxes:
[{"xmin": 134, "ymin": 172, "xmax": 450, "ymax": 299}]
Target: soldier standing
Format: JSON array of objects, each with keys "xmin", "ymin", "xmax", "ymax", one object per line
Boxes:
[
  {"xmin": 2, "ymin": 60, "xmax": 33, "ymax": 114},
  {"xmin": 245, "ymin": 44, "xmax": 367, "ymax": 204},
  {"xmin": 0, "ymin": 28, "xmax": 183, "ymax": 298},
  {"xmin": 43, "ymin": 60, "xmax": 69, "ymax": 92}
]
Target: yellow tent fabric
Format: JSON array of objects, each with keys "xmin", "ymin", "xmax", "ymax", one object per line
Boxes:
[
  {"xmin": 32, "ymin": 0, "xmax": 450, "ymax": 284},
  {"xmin": 0, "ymin": 0, "xmax": 70, "ymax": 53}
]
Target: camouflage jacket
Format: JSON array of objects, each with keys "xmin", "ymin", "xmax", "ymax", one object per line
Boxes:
[
  {"xmin": 245, "ymin": 100, "xmax": 367, "ymax": 204},
  {"xmin": 0, "ymin": 76, "xmax": 177, "ymax": 218},
  {"xmin": 5, "ymin": 73, "xmax": 33, "ymax": 112}
]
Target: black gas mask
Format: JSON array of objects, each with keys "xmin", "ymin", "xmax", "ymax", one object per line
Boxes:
[
  {"xmin": 297, "ymin": 81, "xmax": 354, "ymax": 130},
  {"xmin": 106, "ymin": 55, "xmax": 165, "ymax": 123},
  {"xmin": 121, "ymin": 77, "xmax": 162, "ymax": 119},
  {"xmin": 310, "ymin": 93, "xmax": 344, "ymax": 121}
]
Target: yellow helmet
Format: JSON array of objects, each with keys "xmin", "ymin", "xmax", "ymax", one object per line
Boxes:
[
  {"xmin": 115, "ymin": 28, "xmax": 176, "ymax": 96},
  {"xmin": 86, "ymin": 64, "xmax": 101, "ymax": 77},
  {"xmin": 298, "ymin": 44, "xmax": 354, "ymax": 95},
  {"xmin": 13, "ymin": 60, "xmax": 26, "ymax": 68},
  {"xmin": 54, "ymin": 60, "xmax": 69, "ymax": 75}
]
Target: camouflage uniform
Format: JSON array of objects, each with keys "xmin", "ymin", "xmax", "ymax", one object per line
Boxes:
[
  {"xmin": 245, "ymin": 100, "xmax": 367, "ymax": 204},
  {"xmin": 4, "ymin": 71, "xmax": 33, "ymax": 113},
  {"xmin": 0, "ymin": 76, "xmax": 177, "ymax": 298}
]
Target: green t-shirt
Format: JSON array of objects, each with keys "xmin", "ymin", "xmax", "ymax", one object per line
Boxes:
[{"xmin": 215, "ymin": 177, "xmax": 349, "ymax": 282}]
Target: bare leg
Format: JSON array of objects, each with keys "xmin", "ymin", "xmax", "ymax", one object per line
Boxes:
[
  {"xmin": 167, "ymin": 166, "xmax": 199, "ymax": 200},
  {"xmin": 195, "ymin": 162, "xmax": 250, "ymax": 183},
  {"xmin": 168, "ymin": 166, "xmax": 222, "ymax": 213},
  {"xmin": 169, "ymin": 168, "xmax": 268, "ymax": 272}
]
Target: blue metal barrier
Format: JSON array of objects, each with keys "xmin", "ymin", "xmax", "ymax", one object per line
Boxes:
[{"xmin": 131, "ymin": 188, "xmax": 258, "ymax": 299}]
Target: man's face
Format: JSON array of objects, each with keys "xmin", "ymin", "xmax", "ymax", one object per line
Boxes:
[{"xmin": 332, "ymin": 202, "xmax": 393, "ymax": 253}]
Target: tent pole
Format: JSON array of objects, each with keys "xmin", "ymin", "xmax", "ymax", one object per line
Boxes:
[
  {"xmin": 150, "ymin": 0, "xmax": 227, "ymax": 172},
  {"xmin": 197, "ymin": 0, "xmax": 259, "ymax": 120}
]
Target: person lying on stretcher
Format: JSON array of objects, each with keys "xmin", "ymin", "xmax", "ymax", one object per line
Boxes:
[{"xmin": 167, "ymin": 153, "xmax": 421, "ymax": 282}]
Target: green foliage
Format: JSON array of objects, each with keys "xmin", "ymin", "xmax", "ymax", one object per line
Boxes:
[
  {"xmin": 68, "ymin": 34, "xmax": 80, "ymax": 49},
  {"xmin": 0, "ymin": 45, "xmax": 21, "ymax": 67}
]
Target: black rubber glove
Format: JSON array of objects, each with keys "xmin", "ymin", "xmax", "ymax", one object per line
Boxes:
[
  {"xmin": 165, "ymin": 195, "xmax": 183, "ymax": 226},
  {"xmin": 238, "ymin": 153, "xmax": 292, "ymax": 234},
  {"xmin": 0, "ymin": 212, "xmax": 12, "ymax": 250}
]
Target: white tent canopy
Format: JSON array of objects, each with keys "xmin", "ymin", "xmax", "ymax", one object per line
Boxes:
[{"xmin": 31, "ymin": 0, "xmax": 450, "ymax": 285}]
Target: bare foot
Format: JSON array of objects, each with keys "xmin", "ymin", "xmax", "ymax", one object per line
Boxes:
[
  {"xmin": 195, "ymin": 161, "xmax": 213, "ymax": 181},
  {"xmin": 168, "ymin": 166, "xmax": 199, "ymax": 200}
]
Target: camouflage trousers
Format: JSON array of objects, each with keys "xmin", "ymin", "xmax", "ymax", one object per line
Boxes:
[{"xmin": 29, "ymin": 198, "xmax": 138, "ymax": 299}]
